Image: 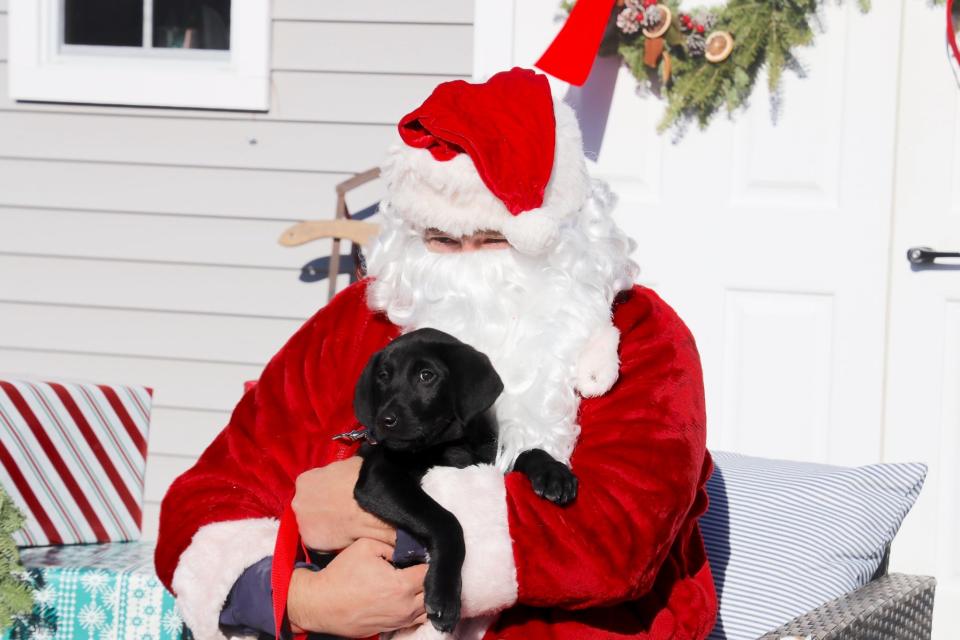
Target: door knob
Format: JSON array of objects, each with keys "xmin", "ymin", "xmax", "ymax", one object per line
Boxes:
[{"xmin": 906, "ymin": 246, "xmax": 960, "ymax": 265}]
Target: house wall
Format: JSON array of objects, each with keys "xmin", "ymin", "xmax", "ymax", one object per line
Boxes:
[{"xmin": 0, "ymin": 0, "xmax": 473, "ymax": 539}]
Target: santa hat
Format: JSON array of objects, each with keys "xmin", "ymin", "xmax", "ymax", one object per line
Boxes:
[{"xmin": 382, "ymin": 67, "xmax": 590, "ymax": 255}]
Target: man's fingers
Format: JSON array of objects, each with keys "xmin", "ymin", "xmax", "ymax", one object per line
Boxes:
[
  {"xmin": 413, "ymin": 613, "xmax": 428, "ymax": 625},
  {"xmin": 359, "ymin": 537, "xmax": 395, "ymax": 560},
  {"xmin": 399, "ymin": 563, "xmax": 428, "ymax": 593},
  {"xmin": 361, "ymin": 517, "xmax": 397, "ymax": 546}
]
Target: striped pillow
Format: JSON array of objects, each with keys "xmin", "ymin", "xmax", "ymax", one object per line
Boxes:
[
  {"xmin": 701, "ymin": 451, "xmax": 926, "ymax": 640},
  {"xmin": 0, "ymin": 379, "xmax": 152, "ymax": 546}
]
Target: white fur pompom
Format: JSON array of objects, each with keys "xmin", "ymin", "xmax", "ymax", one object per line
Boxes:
[
  {"xmin": 501, "ymin": 211, "xmax": 560, "ymax": 256},
  {"xmin": 576, "ymin": 323, "xmax": 621, "ymax": 397}
]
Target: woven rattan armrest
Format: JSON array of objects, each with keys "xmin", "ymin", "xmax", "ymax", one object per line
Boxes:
[{"xmin": 758, "ymin": 573, "xmax": 936, "ymax": 640}]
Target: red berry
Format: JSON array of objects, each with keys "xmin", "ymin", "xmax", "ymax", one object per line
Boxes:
[{"xmin": 696, "ymin": 24, "xmax": 705, "ymax": 33}]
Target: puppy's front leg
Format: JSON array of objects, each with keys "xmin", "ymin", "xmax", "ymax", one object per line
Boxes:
[
  {"xmin": 354, "ymin": 452, "xmax": 464, "ymax": 633},
  {"xmin": 514, "ymin": 448, "xmax": 578, "ymax": 505}
]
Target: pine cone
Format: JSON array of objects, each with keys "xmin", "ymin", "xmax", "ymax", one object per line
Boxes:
[
  {"xmin": 643, "ymin": 5, "xmax": 663, "ymax": 28},
  {"xmin": 686, "ymin": 32, "xmax": 706, "ymax": 56},
  {"xmin": 617, "ymin": 7, "xmax": 641, "ymax": 33}
]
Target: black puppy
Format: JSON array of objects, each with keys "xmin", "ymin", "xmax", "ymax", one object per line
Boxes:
[{"xmin": 351, "ymin": 328, "xmax": 577, "ymax": 633}]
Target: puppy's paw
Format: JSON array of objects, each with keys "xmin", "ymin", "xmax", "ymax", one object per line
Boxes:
[
  {"xmin": 528, "ymin": 460, "xmax": 578, "ymax": 506},
  {"xmin": 424, "ymin": 571, "xmax": 461, "ymax": 633}
]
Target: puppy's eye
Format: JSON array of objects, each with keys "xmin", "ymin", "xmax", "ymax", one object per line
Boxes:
[
  {"xmin": 418, "ymin": 369, "xmax": 436, "ymax": 383},
  {"xmin": 377, "ymin": 368, "xmax": 389, "ymax": 381}
]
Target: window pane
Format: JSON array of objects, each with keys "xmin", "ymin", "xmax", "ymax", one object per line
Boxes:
[
  {"xmin": 153, "ymin": 0, "xmax": 231, "ymax": 50},
  {"xmin": 64, "ymin": 0, "xmax": 144, "ymax": 47}
]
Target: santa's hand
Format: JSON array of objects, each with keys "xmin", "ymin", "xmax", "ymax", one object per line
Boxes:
[
  {"xmin": 293, "ymin": 458, "xmax": 396, "ymax": 551},
  {"xmin": 288, "ymin": 538, "xmax": 429, "ymax": 637}
]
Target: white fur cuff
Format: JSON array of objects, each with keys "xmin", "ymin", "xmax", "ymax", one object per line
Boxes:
[
  {"xmin": 422, "ymin": 464, "xmax": 518, "ymax": 617},
  {"xmin": 171, "ymin": 517, "xmax": 279, "ymax": 640}
]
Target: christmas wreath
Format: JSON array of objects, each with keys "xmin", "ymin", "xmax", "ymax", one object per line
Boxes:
[
  {"xmin": 546, "ymin": 0, "xmax": 873, "ymax": 133},
  {"xmin": 0, "ymin": 488, "xmax": 33, "ymax": 633}
]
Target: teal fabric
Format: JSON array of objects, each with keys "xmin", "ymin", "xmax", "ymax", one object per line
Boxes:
[{"xmin": 3, "ymin": 542, "xmax": 184, "ymax": 640}]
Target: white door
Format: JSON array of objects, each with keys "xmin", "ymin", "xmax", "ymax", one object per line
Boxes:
[
  {"xmin": 883, "ymin": 2, "xmax": 960, "ymax": 635},
  {"xmin": 476, "ymin": 0, "xmax": 903, "ymax": 467}
]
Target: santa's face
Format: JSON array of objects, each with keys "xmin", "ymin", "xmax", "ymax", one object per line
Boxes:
[
  {"xmin": 422, "ymin": 228, "xmax": 510, "ymax": 253},
  {"xmin": 365, "ymin": 184, "xmax": 638, "ymax": 470}
]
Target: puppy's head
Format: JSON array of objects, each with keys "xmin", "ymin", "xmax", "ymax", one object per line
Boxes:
[{"xmin": 353, "ymin": 328, "xmax": 503, "ymax": 452}]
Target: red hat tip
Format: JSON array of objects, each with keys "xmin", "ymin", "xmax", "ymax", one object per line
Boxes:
[{"xmin": 398, "ymin": 67, "xmax": 556, "ymax": 215}]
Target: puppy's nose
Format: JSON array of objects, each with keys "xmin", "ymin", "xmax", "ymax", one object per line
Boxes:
[{"xmin": 379, "ymin": 412, "xmax": 398, "ymax": 429}]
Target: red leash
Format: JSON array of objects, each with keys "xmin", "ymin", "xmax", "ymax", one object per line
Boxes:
[{"xmin": 272, "ymin": 503, "xmax": 308, "ymax": 640}]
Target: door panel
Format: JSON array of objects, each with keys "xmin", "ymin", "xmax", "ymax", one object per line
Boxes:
[{"xmin": 884, "ymin": 2, "xmax": 960, "ymax": 634}]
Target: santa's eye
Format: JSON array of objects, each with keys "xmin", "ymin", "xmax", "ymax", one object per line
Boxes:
[
  {"xmin": 430, "ymin": 236, "xmax": 460, "ymax": 245},
  {"xmin": 418, "ymin": 369, "xmax": 436, "ymax": 383}
]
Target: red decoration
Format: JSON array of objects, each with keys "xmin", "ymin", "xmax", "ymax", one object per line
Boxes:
[
  {"xmin": 534, "ymin": 0, "xmax": 618, "ymax": 85},
  {"xmin": 949, "ymin": 0, "xmax": 960, "ymax": 71},
  {"xmin": 398, "ymin": 68, "xmax": 556, "ymax": 216}
]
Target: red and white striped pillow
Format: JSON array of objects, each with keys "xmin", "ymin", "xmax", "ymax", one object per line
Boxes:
[{"xmin": 0, "ymin": 379, "xmax": 152, "ymax": 546}]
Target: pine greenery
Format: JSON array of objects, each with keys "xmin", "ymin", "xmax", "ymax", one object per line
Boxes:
[
  {"xmin": 0, "ymin": 488, "xmax": 33, "ymax": 632},
  {"xmin": 571, "ymin": 0, "xmax": 874, "ymax": 132}
]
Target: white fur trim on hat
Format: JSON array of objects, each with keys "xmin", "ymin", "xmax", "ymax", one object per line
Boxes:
[
  {"xmin": 171, "ymin": 518, "xmax": 279, "ymax": 640},
  {"xmin": 382, "ymin": 102, "xmax": 590, "ymax": 256},
  {"xmin": 576, "ymin": 322, "xmax": 621, "ymax": 398},
  {"xmin": 384, "ymin": 464, "xmax": 516, "ymax": 640}
]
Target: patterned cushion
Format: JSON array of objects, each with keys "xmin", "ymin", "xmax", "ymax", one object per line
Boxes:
[
  {"xmin": 0, "ymin": 379, "xmax": 152, "ymax": 546},
  {"xmin": 701, "ymin": 451, "xmax": 926, "ymax": 640}
]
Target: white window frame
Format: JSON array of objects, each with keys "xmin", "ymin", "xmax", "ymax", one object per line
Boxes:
[{"xmin": 8, "ymin": 0, "xmax": 271, "ymax": 111}]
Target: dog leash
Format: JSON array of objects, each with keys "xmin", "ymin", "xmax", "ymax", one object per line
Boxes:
[
  {"xmin": 331, "ymin": 427, "xmax": 378, "ymax": 445},
  {"xmin": 272, "ymin": 429, "xmax": 378, "ymax": 640},
  {"xmin": 273, "ymin": 503, "xmax": 308, "ymax": 640}
]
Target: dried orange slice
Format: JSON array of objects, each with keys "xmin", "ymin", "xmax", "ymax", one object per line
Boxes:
[{"xmin": 704, "ymin": 30, "xmax": 734, "ymax": 62}]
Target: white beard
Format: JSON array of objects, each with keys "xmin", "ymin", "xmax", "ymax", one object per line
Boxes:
[{"xmin": 365, "ymin": 180, "xmax": 638, "ymax": 471}]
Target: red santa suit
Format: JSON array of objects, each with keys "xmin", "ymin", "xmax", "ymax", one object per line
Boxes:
[{"xmin": 154, "ymin": 68, "xmax": 717, "ymax": 640}]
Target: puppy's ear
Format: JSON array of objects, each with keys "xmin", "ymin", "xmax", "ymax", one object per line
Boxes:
[
  {"xmin": 445, "ymin": 344, "xmax": 504, "ymax": 424},
  {"xmin": 353, "ymin": 352, "xmax": 381, "ymax": 428}
]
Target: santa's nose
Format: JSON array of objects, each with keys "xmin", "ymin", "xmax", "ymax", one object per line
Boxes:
[{"xmin": 379, "ymin": 412, "xmax": 398, "ymax": 429}]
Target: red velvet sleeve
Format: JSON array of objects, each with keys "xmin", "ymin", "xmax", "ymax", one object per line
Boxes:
[
  {"xmin": 153, "ymin": 280, "xmax": 395, "ymax": 591},
  {"xmin": 505, "ymin": 285, "xmax": 711, "ymax": 609}
]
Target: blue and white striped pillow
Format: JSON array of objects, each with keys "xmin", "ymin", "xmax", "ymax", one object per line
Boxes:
[{"xmin": 700, "ymin": 451, "xmax": 926, "ymax": 640}]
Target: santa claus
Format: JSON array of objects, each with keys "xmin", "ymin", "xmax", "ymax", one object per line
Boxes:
[{"xmin": 155, "ymin": 67, "xmax": 717, "ymax": 640}]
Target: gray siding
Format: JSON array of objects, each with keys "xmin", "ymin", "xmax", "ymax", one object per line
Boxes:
[{"xmin": 0, "ymin": 1, "xmax": 473, "ymax": 539}]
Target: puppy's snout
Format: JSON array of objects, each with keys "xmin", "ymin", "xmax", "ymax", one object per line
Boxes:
[{"xmin": 379, "ymin": 412, "xmax": 399, "ymax": 429}]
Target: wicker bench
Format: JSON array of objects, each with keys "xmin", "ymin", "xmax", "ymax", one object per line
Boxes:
[{"xmin": 759, "ymin": 548, "xmax": 936, "ymax": 640}]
